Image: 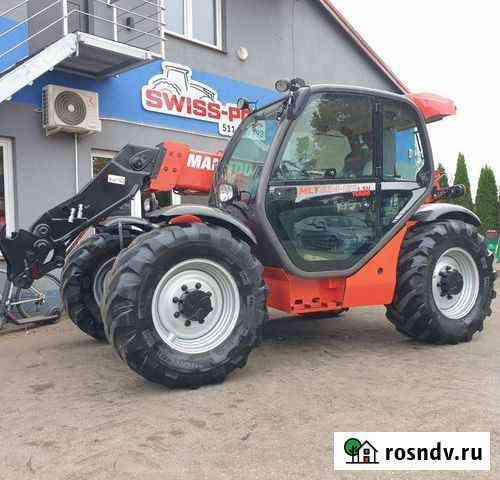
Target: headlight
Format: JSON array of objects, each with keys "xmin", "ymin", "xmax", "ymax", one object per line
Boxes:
[
  {"xmin": 218, "ymin": 184, "xmax": 234, "ymax": 203},
  {"xmin": 143, "ymin": 197, "xmax": 151, "ymax": 213}
]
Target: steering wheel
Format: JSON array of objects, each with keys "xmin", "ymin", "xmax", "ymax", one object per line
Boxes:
[{"xmin": 278, "ymin": 158, "xmax": 315, "ymax": 178}]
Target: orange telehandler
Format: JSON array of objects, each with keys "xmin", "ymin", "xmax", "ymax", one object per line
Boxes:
[{"xmin": 0, "ymin": 79, "xmax": 495, "ymax": 388}]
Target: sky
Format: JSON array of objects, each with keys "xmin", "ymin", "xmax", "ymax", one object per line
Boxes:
[{"xmin": 333, "ymin": 0, "xmax": 500, "ymax": 195}]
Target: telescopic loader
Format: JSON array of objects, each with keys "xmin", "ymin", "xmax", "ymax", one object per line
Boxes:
[{"xmin": 0, "ymin": 80, "xmax": 494, "ymax": 388}]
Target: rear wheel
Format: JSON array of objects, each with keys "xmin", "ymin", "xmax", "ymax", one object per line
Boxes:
[
  {"xmin": 102, "ymin": 224, "xmax": 267, "ymax": 389},
  {"xmin": 15, "ymin": 273, "xmax": 63, "ymax": 320},
  {"xmin": 62, "ymin": 232, "xmax": 135, "ymax": 341},
  {"xmin": 387, "ymin": 220, "xmax": 496, "ymax": 344}
]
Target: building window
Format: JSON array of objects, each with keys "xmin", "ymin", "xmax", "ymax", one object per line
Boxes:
[
  {"xmin": 92, "ymin": 150, "xmax": 115, "ymax": 179},
  {"xmin": 167, "ymin": 0, "xmax": 223, "ymax": 49}
]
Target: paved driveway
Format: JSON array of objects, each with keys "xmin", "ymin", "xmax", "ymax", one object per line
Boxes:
[{"xmin": 0, "ymin": 299, "xmax": 498, "ymax": 479}]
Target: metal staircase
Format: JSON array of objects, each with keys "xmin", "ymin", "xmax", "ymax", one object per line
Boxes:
[
  {"xmin": 0, "ymin": 0, "xmax": 166, "ymax": 104},
  {"xmin": 0, "ymin": 33, "xmax": 78, "ymax": 103}
]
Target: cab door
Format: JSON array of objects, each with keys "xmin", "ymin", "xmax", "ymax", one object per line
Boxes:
[
  {"xmin": 264, "ymin": 91, "xmax": 430, "ymax": 275},
  {"xmin": 266, "ymin": 93, "xmax": 380, "ymax": 273}
]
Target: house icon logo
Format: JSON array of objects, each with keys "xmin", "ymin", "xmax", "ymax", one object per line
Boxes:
[{"xmin": 344, "ymin": 437, "xmax": 379, "ymax": 464}]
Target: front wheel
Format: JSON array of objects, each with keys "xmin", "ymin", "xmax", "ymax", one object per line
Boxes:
[
  {"xmin": 387, "ymin": 220, "xmax": 496, "ymax": 344},
  {"xmin": 102, "ymin": 224, "xmax": 267, "ymax": 388}
]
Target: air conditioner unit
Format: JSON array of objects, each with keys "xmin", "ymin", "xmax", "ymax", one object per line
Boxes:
[{"xmin": 42, "ymin": 85, "xmax": 102, "ymax": 136}]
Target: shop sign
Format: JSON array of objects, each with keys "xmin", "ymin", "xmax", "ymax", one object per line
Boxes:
[{"xmin": 142, "ymin": 62, "xmax": 250, "ymax": 137}]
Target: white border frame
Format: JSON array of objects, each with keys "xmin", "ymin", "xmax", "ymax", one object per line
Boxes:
[
  {"xmin": 91, "ymin": 149, "xmax": 142, "ymax": 218},
  {"xmin": 0, "ymin": 138, "xmax": 16, "ymax": 237},
  {"xmin": 166, "ymin": 0, "xmax": 223, "ymax": 50}
]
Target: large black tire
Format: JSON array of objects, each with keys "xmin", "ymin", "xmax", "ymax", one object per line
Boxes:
[
  {"xmin": 62, "ymin": 232, "xmax": 135, "ymax": 341},
  {"xmin": 102, "ymin": 224, "xmax": 267, "ymax": 389},
  {"xmin": 387, "ymin": 220, "xmax": 496, "ymax": 344}
]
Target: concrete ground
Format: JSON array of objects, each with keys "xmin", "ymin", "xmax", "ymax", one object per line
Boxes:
[{"xmin": 0, "ymin": 300, "xmax": 498, "ymax": 480}]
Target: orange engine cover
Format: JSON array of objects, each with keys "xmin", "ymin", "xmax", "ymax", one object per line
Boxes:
[{"xmin": 264, "ymin": 267, "xmax": 345, "ymax": 315}]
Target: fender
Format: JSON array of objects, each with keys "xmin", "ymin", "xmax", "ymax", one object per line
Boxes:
[
  {"xmin": 149, "ymin": 205, "xmax": 258, "ymax": 245},
  {"xmin": 100, "ymin": 216, "xmax": 157, "ymax": 233},
  {"xmin": 412, "ymin": 203, "xmax": 480, "ymax": 227}
]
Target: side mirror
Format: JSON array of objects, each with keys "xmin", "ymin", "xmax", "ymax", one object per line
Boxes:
[{"xmin": 416, "ymin": 168, "xmax": 431, "ymax": 187}]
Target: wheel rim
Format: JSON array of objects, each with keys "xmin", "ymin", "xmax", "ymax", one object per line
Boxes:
[
  {"xmin": 16, "ymin": 274, "xmax": 63, "ymax": 318},
  {"xmin": 432, "ymin": 247, "xmax": 479, "ymax": 319},
  {"xmin": 93, "ymin": 257, "xmax": 115, "ymax": 306},
  {"xmin": 152, "ymin": 259, "xmax": 240, "ymax": 354}
]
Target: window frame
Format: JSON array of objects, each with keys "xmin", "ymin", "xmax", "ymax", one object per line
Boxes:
[
  {"xmin": 0, "ymin": 137, "xmax": 16, "ymax": 237},
  {"xmin": 166, "ymin": 0, "xmax": 224, "ymax": 51}
]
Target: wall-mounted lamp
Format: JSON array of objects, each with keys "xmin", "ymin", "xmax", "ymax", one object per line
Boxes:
[{"xmin": 236, "ymin": 46, "xmax": 249, "ymax": 62}]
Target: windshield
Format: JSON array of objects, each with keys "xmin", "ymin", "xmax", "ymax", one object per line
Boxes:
[{"xmin": 217, "ymin": 101, "xmax": 283, "ymax": 202}]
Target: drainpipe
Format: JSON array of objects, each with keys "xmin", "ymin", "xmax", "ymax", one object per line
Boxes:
[{"xmin": 74, "ymin": 133, "xmax": 79, "ymax": 193}]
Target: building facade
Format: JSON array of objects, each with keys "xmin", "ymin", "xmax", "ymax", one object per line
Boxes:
[{"xmin": 0, "ymin": 0, "xmax": 406, "ymax": 233}]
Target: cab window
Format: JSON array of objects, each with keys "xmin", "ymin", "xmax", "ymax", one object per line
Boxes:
[
  {"xmin": 380, "ymin": 101, "xmax": 428, "ymax": 228},
  {"xmin": 383, "ymin": 100, "xmax": 426, "ymax": 181},
  {"xmin": 272, "ymin": 94, "xmax": 375, "ymax": 182},
  {"xmin": 220, "ymin": 102, "xmax": 281, "ymax": 201}
]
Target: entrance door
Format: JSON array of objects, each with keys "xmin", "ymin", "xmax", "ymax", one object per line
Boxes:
[{"xmin": 0, "ymin": 138, "xmax": 15, "ymax": 237}]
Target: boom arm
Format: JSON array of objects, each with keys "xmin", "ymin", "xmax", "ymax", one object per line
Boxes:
[{"xmin": 0, "ymin": 141, "xmax": 219, "ymax": 288}]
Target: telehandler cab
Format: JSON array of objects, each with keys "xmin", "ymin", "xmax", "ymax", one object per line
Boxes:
[{"xmin": 0, "ymin": 80, "xmax": 495, "ymax": 388}]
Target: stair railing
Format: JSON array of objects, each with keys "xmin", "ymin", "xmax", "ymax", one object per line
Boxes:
[{"xmin": 0, "ymin": 0, "xmax": 166, "ymax": 74}]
